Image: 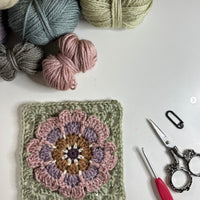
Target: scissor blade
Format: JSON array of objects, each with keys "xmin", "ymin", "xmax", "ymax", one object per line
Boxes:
[{"xmin": 147, "ymin": 119, "xmax": 174, "ymax": 149}]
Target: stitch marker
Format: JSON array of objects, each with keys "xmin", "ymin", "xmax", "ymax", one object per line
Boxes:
[{"xmin": 165, "ymin": 110, "xmax": 184, "ymax": 129}]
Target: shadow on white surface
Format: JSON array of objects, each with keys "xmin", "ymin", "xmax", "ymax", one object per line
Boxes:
[{"xmin": 28, "ymin": 72, "xmax": 48, "ymax": 88}]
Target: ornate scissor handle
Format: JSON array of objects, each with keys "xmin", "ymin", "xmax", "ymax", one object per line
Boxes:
[
  {"xmin": 166, "ymin": 147, "xmax": 193, "ymax": 193},
  {"xmin": 183, "ymin": 149, "xmax": 200, "ymax": 177},
  {"xmin": 167, "ymin": 163, "xmax": 192, "ymax": 193}
]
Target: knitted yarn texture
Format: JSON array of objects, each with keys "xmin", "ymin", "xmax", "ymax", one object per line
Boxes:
[
  {"xmin": 0, "ymin": 43, "xmax": 43, "ymax": 81},
  {"xmin": 0, "ymin": 11, "xmax": 6, "ymax": 44},
  {"xmin": 43, "ymin": 33, "xmax": 97, "ymax": 91},
  {"xmin": 8, "ymin": 0, "xmax": 80, "ymax": 45},
  {"xmin": 21, "ymin": 100, "xmax": 126, "ymax": 200},
  {"xmin": 0, "ymin": 0, "xmax": 19, "ymax": 9},
  {"xmin": 80, "ymin": 0, "xmax": 153, "ymax": 28}
]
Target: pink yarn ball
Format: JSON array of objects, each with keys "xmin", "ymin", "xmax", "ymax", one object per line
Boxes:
[{"xmin": 42, "ymin": 33, "xmax": 97, "ymax": 91}]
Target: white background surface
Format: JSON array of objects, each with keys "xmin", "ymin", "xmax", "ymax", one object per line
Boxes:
[{"xmin": 1, "ymin": 0, "xmax": 200, "ymax": 199}]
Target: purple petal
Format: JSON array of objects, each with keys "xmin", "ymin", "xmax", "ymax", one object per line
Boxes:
[
  {"xmin": 83, "ymin": 166, "xmax": 98, "ymax": 181},
  {"xmin": 92, "ymin": 147, "xmax": 104, "ymax": 163},
  {"xmin": 45, "ymin": 164, "xmax": 61, "ymax": 179},
  {"xmin": 39, "ymin": 145, "xmax": 53, "ymax": 162},
  {"xmin": 83, "ymin": 127, "xmax": 98, "ymax": 143},
  {"xmin": 64, "ymin": 122, "xmax": 81, "ymax": 135},
  {"xmin": 64, "ymin": 174, "xmax": 80, "ymax": 187},
  {"xmin": 46, "ymin": 128, "xmax": 63, "ymax": 144}
]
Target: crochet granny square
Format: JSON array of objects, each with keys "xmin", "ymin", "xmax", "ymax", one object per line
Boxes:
[{"xmin": 21, "ymin": 100, "xmax": 126, "ymax": 200}]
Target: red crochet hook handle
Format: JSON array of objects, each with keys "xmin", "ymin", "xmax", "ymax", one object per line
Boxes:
[
  {"xmin": 155, "ymin": 178, "xmax": 174, "ymax": 200},
  {"xmin": 141, "ymin": 148, "xmax": 174, "ymax": 200}
]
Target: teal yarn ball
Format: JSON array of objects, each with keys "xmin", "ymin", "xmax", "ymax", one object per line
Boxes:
[{"xmin": 8, "ymin": 0, "xmax": 80, "ymax": 45}]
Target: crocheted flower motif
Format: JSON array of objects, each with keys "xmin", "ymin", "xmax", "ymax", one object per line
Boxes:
[{"xmin": 26, "ymin": 110, "xmax": 118, "ymax": 200}]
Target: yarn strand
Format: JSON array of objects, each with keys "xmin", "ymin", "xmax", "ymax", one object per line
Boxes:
[
  {"xmin": 112, "ymin": 0, "xmax": 122, "ymax": 28},
  {"xmin": 33, "ymin": 0, "xmax": 55, "ymax": 40},
  {"xmin": 7, "ymin": 50, "xmax": 19, "ymax": 71},
  {"xmin": 23, "ymin": 0, "xmax": 33, "ymax": 40}
]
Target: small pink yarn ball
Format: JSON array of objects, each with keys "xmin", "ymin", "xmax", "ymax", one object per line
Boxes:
[{"xmin": 42, "ymin": 33, "xmax": 97, "ymax": 91}]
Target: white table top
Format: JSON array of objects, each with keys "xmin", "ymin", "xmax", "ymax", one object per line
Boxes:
[{"xmin": 1, "ymin": 0, "xmax": 200, "ymax": 199}]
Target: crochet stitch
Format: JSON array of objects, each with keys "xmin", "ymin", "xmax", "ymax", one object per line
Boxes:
[{"xmin": 21, "ymin": 100, "xmax": 126, "ymax": 200}]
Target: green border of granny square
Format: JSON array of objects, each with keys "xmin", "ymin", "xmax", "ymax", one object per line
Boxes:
[{"xmin": 20, "ymin": 100, "xmax": 126, "ymax": 200}]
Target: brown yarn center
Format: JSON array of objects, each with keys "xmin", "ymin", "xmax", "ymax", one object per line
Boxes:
[{"xmin": 52, "ymin": 134, "xmax": 93, "ymax": 174}]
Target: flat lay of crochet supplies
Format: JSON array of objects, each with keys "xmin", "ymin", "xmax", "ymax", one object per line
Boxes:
[{"xmin": 1, "ymin": 0, "xmax": 200, "ymax": 200}]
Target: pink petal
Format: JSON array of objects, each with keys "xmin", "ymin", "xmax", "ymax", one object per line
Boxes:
[
  {"xmin": 27, "ymin": 153, "xmax": 41, "ymax": 168},
  {"xmin": 59, "ymin": 185, "xmax": 72, "ymax": 198},
  {"xmin": 59, "ymin": 110, "xmax": 72, "ymax": 126},
  {"xmin": 26, "ymin": 139, "xmax": 42, "ymax": 168},
  {"xmin": 36, "ymin": 117, "xmax": 61, "ymax": 140},
  {"xmin": 84, "ymin": 167, "xmax": 110, "ymax": 192},
  {"xmin": 84, "ymin": 115, "xmax": 109, "ymax": 144},
  {"xmin": 101, "ymin": 142, "xmax": 118, "ymax": 170},
  {"xmin": 72, "ymin": 110, "xmax": 87, "ymax": 124},
  {"xmin": 27, "ymin": 139, "xmax": 40, "ymax": 153},
  {"xmin": 59, "ymin": 179, "xmax": 85, "ymax": 200},
  {"xmin": 34, "ymin": 167, "xmax": 61, "ymax": 191},
  {"xmin": 59, "ymin": 110, "xmax": 86, "ymax": 135},
  {"xmin": 71, "ymin": 185, "xmax": 85, "ymax": 200},
  {"xmin": 26, "ymin": 139, "xmax": 53, "ymax": 169}
]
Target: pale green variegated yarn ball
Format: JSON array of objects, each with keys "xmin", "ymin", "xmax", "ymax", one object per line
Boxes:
[
  {"xmin": 80, "ymin": 0, "xmax": 153, "ymax": 29},
  {"xmin": 8, "ymin": 0, "xmax": 80, "ymax": 45}
]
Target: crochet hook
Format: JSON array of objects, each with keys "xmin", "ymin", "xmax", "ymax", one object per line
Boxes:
[{"xmin": 141, "ymin": 147, "xmax": 174, "ymax": 200}]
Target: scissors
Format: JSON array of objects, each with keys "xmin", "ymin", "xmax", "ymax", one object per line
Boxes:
[{"xmin": 148, "ymin": 119, "xmax": 200, "ymax": 193}]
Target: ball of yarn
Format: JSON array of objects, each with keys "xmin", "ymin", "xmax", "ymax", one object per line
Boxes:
[
  {"xmin": 80, "ymin": 0, "xmax": 153, "ymax": 29},
  {"xmin": 0, "ymin": 0, "xmax": 19, "ymax": 9},
  {"xmin": 43, "ymin": 33, "xmax": 97, "ymax": 91},
  {"xmin": 8, "ymin": 0, "xmax": 80, "ymax": 46},
  {"xmin": 0, "ymin": 11, "xmax": 6, "ymax": 44},
  {"xmin": 0, "ymin": 43, "xmax": 43, "ymax": 81}
]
